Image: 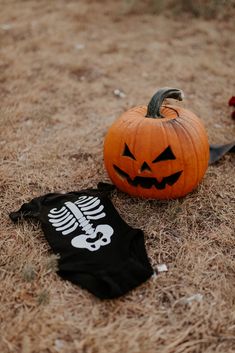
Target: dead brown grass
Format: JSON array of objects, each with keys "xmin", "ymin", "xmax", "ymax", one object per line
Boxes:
[
  {"xmin": 124, "ymin": 0, "xmax": 235, "ymax": 19},
  {"xmin": 0, "ymin": 1, "xmax": 235, "ymax": 352}
]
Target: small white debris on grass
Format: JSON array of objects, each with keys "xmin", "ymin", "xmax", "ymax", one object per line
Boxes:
[
  {"xmin": 0, "ymin": 23, "xmax": 13, "ymax": 30},
  {"xmin": 113, "ymin": 89, "xmax": 126, "ymax": 98},
  {"xmin": 152, "ymin": 272, "xmax": 158, "ymax": 279},
  {"xmin": 75, "ymin": 43, "xmax": 85, "ymax": 50},
  {"xmin": 54, "ymin": 339, "xmax": 65, "ymax": 352},
  {"xmin": 180, "ymin": 293, "xmax": 203, "ymax": 305},
  {"xmin": 156, "ymin": 264, "xmax": 168, "ymax": 273}
]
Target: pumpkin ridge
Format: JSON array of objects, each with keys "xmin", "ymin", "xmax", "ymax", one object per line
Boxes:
[
  {"xmin": 161, "ymin": 120, "xmax": 174, "ymax": 199},
  {"xmin": 178, "ymin": 115, "xmax": 209, "ymax": 171},
  {"xmin": 174, "ymin": 119, "xmax": 200, "ymax": 189},
  {"xmin": 166, "ymin": 119, "xmax": 186, "ymax": 198},
  {"xmin": 132, "ymin": 119, "xmax": 143, "ymax": 183},
  {"xmin": 159, "ymin": 120, "xmax": 173, "ymax": 198},
  {"xmin": 114, "ymin": 119, "xmax": 129, "ymax": 174},
  {"xmin": 179, "ymin": 113, "xmax": 209, "ymax": 165},
  {"xmin": 120, "ymin": 118, "xmax": 139, "ymax": 185}
]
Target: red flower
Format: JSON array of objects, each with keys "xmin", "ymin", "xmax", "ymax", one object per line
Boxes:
[
  {"xmin": 228, "ymin": 96, "xmax": 235, "ymax": 106},
  {"xmin": 228, "ymin": 96, "xmax": 235, "ymax": 120}
]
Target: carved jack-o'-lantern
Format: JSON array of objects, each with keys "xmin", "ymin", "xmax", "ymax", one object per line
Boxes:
[{"xmin": 103, "ymin": 88, "xmax": 209, "ymax": 199}]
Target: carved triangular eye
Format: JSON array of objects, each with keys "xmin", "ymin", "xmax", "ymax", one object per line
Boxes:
[
  {"xmin": 122, "ymin": 143, "xmax": 136, "ymax": 160},
  {"xmin": 152, "ymin": 146, "xmax": 176, "ymax": 163}
]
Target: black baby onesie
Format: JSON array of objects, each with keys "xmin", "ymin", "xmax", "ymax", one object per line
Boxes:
[{"xmin": 10, "ymin": 184, "xmax": 153, "ymax": 299}]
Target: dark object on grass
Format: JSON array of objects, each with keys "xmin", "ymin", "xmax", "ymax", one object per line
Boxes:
[
  {"xmin": 209, "ymin": 143, "xmax": 235, "ymax": 164},
  {"xmin": 228, "ymin": 96, "xmax": 235, "ymax": 120},
  {"xmin": 9, "ymin": 183, "xmax": 153, "ymax": 299},
  {"xmin": 209, "ymin": 96, "xmax": 235, "ymax": 163}
]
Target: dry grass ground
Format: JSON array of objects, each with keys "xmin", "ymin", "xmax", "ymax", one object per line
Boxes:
[{"xmin": 0, "ymin": 1, "xmax": 235, "ymax": 352}]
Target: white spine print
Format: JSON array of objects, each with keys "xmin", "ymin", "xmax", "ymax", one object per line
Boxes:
[{"xmin": 48, "ymin": 196, "xmax": 114, "ymax": 251}]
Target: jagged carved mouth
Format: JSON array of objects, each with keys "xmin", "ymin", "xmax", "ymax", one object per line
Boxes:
[{"xmin": 113, "ymin": 165, "xmax": 182, "ymax": 190}]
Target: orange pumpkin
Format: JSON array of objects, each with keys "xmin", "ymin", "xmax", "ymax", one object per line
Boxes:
[{"xmin": 103, "ymin": 88, "xmax": 209, "ymax": 199}]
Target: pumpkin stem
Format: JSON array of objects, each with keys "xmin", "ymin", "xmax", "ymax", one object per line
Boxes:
[{"xmin": 146, "ymin": 87, "xmax": 184, "ymax": 118}]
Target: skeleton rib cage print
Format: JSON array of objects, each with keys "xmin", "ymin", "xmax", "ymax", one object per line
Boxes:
[{"xmin": 48, "ymin": 196, "xmax": 114, "ymax": 251}]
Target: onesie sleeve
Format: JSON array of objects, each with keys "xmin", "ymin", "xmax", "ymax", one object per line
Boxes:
[
  {"xmin": 97, "ymin": 182, "xmax": 116, "ymax": 197},
  {"xmin": 9, "ymin": 195, "xmax": 46, "ymax": 222}
]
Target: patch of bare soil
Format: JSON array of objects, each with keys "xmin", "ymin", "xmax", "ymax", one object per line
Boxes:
[{"xmin": 0, "ymin": 1, "xmax": 234, "ymax": 353}]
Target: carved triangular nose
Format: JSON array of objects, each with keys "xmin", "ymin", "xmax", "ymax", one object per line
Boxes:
[{"xmin": 140, "ymin": 161, "xmax": 152, "ymax": 172}]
